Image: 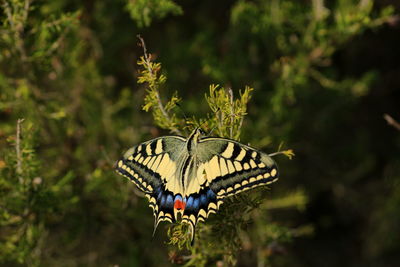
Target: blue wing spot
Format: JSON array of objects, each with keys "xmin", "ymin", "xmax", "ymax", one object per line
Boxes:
[
  {"xmin": 186, "ymin": 196, "xmax": 194, "ymax": 209},
  {"xmin": 174, "ymin": 194, "xmax": 183, "ymax": 203},
  {"xmin": 193, "ymin": 198, "xmax": 200, "ymax": 210},
  {"xmin": 166, "ymin": 194, "xmax": 174, "ymax": 207},
  {"xmin": 200, "ymin": 194, "xmax": 207, "ymax": 207},
  {"xmin": 206, "ymin": 189, "xmax": 216, "ymax": 199},
  {"xmin": 160, "ymin": 194, "xmax": 167, "ymax": 207},
  {"xmin": 184, "ymin": 187, "xmax": 219, "ymax": 215},
  {"xmin": 156, "ymin": 189, "xmax": 163, "ymax": 202}
]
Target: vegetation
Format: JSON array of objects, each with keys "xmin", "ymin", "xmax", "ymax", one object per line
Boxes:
[{"xmin": 1, "ymin": 0, "xmax": 399, "ymax": 266}]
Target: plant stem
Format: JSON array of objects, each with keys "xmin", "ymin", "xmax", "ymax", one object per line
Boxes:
[
  {"xmin": 384, "ymin": 113, "xmax": 400, "ymax": 131},
  {"xmin": 16, "ymin": 118, "xmax": 25, "ymax": 184},
  {"xmin": 137, "ymin": 35, "xmax": 182, "ymax": 135}
]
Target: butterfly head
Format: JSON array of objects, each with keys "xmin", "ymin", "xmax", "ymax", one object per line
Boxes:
[
  {"xmin": 195, "ymin": 127, "xmax": 206, "ymax": 137},
  {"xmin": 186, "ymin": 128, "xmax": 205, "ymax": 153}
]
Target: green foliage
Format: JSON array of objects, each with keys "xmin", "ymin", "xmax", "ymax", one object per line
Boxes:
[
  {"xmin": 205, "ymin": 84, "xmax": 253, "ymax": 140},
  {"xmin": 125, "ymin": 0, "xmax": 183, "ymax": 27},
  {"xmin": 137, "ymin": 37, "xmax": 183, "ymax": 135},
  {"xmin": 195, "ymin": 0, "xmax": 396, "ymax": 114},
  {"xmin": 0, "ymin": 120, "xmax": 74, "ymax": 265},
  {"xmin": 0, "ymin": 0, "xmax": 80, "ymax": 72}
]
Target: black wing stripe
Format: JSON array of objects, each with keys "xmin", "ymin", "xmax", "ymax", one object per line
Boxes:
[
  {"xmin": 231, "ymin": 143, "xmax": 242, "ymax": 160},
  {"xmin": 116, "ymin": 161, "xmax": 152, "ymax": 193},
  {"xmin": 242, "ymin": 149, "xmax": 253, "ymax": 163},
  {"xmin": 139, "ymin": 144, "xmax": 146, "ymax": 157},
  {"xmin": 217, "ymin": 175, "xmax": 278, "ymax": 198},
  {"xmin": 211, "ymin": 166, "xmax": 272, "ymax": 184},
  {"xmin": 209, "ymin": 161, "xmax": 279, "ymax": 198},
  {"xmin": 150, "ymin": 140, "xmax": 157, "ymax": 154}
]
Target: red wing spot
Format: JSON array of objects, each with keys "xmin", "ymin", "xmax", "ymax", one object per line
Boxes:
[{"xmin": 174, "ymin": 199, "xmax": 186, "ymax": 210}]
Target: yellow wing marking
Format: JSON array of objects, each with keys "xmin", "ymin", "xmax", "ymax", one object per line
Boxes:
[
  {"xmin": 152, "ymin": 155, "xmax": 162, "ymax": 170},
  {"xmin": 146, "ymin": 144, "xmax": 152, "ymax": 155},
  {"xmin": 208, "ymin": 202, "xmax": 217, "ymax": 210},
  {"xmin": 221, "ymin": 142, "xmax": 234, "ymax": 158},
  {"xmin": 226, "ymin": 160, "xmax": 235, "ymax": 174},
  {"xmin": 134, "ymin": 154, "xmax": 141, "ymax": 161},
  {"xmin": 196, "ymin": 164, "xmax": 206, "ymax": 186},
  {"xmin": 205, "ymin": 156, "xmax": 220, "ymax": 182},
  {"xmin": 198, "ymin": 209, "xmax": 207, "ymax": 219},
  {"xmin": 159, "ymin": 154, "xmax": 177, "ymax": 182},
  {"xmin": 142, "ymin": 156, "xmax": 151, "ymax": 166},
  {"xmin": 236, "ymin": 149, "xmax": 246, "ymax": 161},
  {"xmin": 137, "ymin": 145, "xmax": 142, "ymax": 153},
  {"xmin": 219, "ymin": 158, "xmax": 228, "ymax": 176},
  {"xmin": 146, "ymin": 156, "xmax": 156, "ymax": 169},
  {"xmin": 249, "ymin": 159, "xmax": 257, "ymax": 168},
  {"xmin": 234, "ymin": 161, "xmax": 243, "ymax": 171},
  {"xmin": 157, "ymin": 153, "xmax": 180, "ymax": 193},
  {"xmin": 243, "ymin": 163, "xmax": 250, "ymax": 170},
  {"xmin": 217, "ymin": 189, "xmax": 226, "ymax": 196},
  {"xmin": 155, "ymin": 139, "xmax": 163, "ymax": 154}
]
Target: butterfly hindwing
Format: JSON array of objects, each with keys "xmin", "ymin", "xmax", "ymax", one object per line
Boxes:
[{"xmin": 180, "ymin": 187, "xmax": 222, "ymax": 243}]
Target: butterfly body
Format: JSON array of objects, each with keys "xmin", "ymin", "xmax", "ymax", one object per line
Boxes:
[{"xmin": 116, "ymin": 128, "xmax": 278, "ymax": 242}]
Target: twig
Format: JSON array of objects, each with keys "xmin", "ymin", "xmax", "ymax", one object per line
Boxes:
[
  {"xmin": 228, "ymin": 88, "xmax": 234, "ymax": 139},
  {"xmin": 22, "ymin": 0, "xmax": 30, "ymax": 23},
  {"xmin": 3, "ymin": 1, "xmax": 14, "ymax": 28},
  {"xmin": 16, "ymin": 118, "xmax": 25, "ymax": 183},
  {"xmin": 383, "ymin": 113, "xmax": 400, "ymax": 131},
  {"xmin": 269, "ymin": 149, "xmax": 295, "ymax": 159},
  {"xmin": 4, "ymin": 0, "xmax": 29, "ymax": 65},
  {"xmin": 44, "ymin": 27, "xmax": 69, "ymax": 57},
  {"xmin": 100, "ymin": 145, "xmax": 113, "ymax": 166},
  {"xmin": 137, "ymin": 35, "xmax": 182, "ymax": 135}
]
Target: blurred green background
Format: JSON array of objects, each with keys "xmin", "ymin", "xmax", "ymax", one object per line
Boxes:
[{"xmin": 1, "ymin": 0, "xmax": 400, "ymax": 266}]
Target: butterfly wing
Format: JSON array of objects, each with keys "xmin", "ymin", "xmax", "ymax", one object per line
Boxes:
[
  {"xmin": 199, "ymin": 138, "xmax": 279, "ymax": 198},
  {"xmin": 115, "ymin": 136, "xmax": 186, "ymax": 229},
  {"xmin": 180, "ymin": 137, "xmax": 279, "ymax": 241}
]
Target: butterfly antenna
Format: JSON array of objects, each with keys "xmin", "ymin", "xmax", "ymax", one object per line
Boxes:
[
  {"xmin": 207, "ymin": 125, "xmax": 217, "ymax": 136},
  {"xmin": 206, "ymin": 107, "xmax": 220, "ymax": 136},
  {"xmin": 175, "ymin": 103, "xmax": 188, "ymax": 124}
]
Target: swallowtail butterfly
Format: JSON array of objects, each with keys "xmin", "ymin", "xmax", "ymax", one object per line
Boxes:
[{"xmin": 115, "ymin": 128, "xmax": 279, "ymax": 243}]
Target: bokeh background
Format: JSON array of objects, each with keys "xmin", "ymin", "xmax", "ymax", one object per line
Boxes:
[{"xmin": 1, "ymin": 0, "xmax": 400, "ymax": 266}]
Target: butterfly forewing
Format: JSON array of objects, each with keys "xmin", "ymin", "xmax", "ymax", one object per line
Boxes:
[{"xmin": 197, "ymin": 138, "xmax": 279, "ymax": 199}]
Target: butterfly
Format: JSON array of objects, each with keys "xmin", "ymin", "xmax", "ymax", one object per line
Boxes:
[{"xmin": 115, "ymin": 128, "xmax": 279, "ymax": 243}]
